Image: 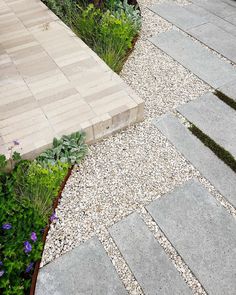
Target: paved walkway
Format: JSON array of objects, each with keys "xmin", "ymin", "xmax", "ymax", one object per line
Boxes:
[
  {"xmin": 0, "ymin": 0, "xmax": 143, "ymax": 159},
  {"xmin": 36, "ymin": 0, "xmax": 236, "ymax": 294},
  {"xmin": 36, "ymin": 180, "xmax": 236, "ymax": 294}
]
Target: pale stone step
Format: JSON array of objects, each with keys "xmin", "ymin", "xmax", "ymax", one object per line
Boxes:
[
  {"xmin": 147, "ymin": 179, "xmax": 236, "ymax": 294},
  {"xmin": 109, "ymin": 212, "xmax": 191, "ymax": 295}
]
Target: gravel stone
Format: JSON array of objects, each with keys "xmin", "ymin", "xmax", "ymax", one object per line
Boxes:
[{"xmin": 41, "ymin": 0, "xmax": 235, "ymax": 294}]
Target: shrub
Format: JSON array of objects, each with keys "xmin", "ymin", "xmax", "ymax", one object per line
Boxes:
[
  {"xmin": 0, "ymin": 131, "xmax": 87, "ymax": 294},
  {"xmin": 74, "ymin": 4, "xmax": 138, "ymax": 72},
  {"xmin": 42, "ymin": 0, "xmax": 141, "ymax": 72}
]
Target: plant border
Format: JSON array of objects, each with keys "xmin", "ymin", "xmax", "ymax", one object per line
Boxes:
[{"xmin": 29, "ymin": 166, "xmax": 73, "ymax": 295}]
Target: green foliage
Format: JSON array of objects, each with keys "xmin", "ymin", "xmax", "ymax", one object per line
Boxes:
[
  {"xmin": 0, "ymin": 131, "xmax": 87, "ymax": 294},
  {"xmin": 42, "ymin": 0, "xmax": 141, "ymax": 72},
  {"xmin": 42, "ymin": 0, "xmax": 77, "ymax": 26},
  {"xmin": 0, "ymin": 154, "xmax": 7, "ymax": 170},
  {"xmin": 37, "ymin": 131, "xmax": 87, "ymax": 166},
  {"xmin": 13, "ymin": 161, "xmax": 69, "ymax": 222},
  {"xmin": 73, "ymin": 2, "xmax": 140, "ymax": 72},
  {"xmin": 0, "ymin": 160, "xmax": 68, "ymax": 294}
]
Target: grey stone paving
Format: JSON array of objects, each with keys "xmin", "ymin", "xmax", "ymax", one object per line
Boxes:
[
  {"xmin": 188, "ymin": 22, "xmax": 236, "ymax": 63},
  {"xmin": 186, "ymin": 4, "xmax": 236, "ymax": 38},
  {"xmin": 149, "ymin": 2, "xmax": 206, "ymax": 30},
  {"xmin": 149, "ymin": 30, "xmax": 236, "ymax": 89},
  {"xmin": 225, "ymin": 13, "xmax": 236, "ymax": 25},
  {"xmin": 149, "ymin": 2, "xmax": 236, "ymax": 62},
  {"xmin": 223, "ymin": 0, "xmax": 236, "ymax": 8},
  {"xmin": 147, "ymin": 179, "xmax": 236, "ymax": 294},
  {"xmin": 191, "ymin": 0, "xmax": 235, "ymax": 18},
  {"xmin": 36, "ymin": 237, "xmax": 127, "ymax": 295},
  {"xmin": 177, "ymin": 92, "xmax": 236, "ymax": 158},
  {"xmin": 218, "ymin": 80, "xmax": 236, "ymax": 102},
  {"xmin": 109, "ymin": 212, "xmax": 191, "ymax": 295},
  {"xmin": 153, "ymin": 114, "xmax": 236, "ymax": 207}
]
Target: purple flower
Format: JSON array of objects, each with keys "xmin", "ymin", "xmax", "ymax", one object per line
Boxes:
[
  {"xmin": 30, "ymin": 232, "xmax": 37, "ymax": 242},
  {"xmin": 0, "ymin": 270, "xmax": 4, "ymax": 277},
  {"xmin": 2, "ymin": 223, "xmax": 12, "ymax": 230},
  {"xmin": 50, "ymin": 213, "xmax": 58, "ymax": 222},
  {"xmin": 24, "ymin": 241, "xmax": 32, "ymax": 254},
  {"xmin": 13, "ymin": 140, "xmax": 20, "ymax": 146},
  {"xmin": 0, "ymin": 261, "xmax": 3, "ymax": 267},
  {"xmin": 25, "ymin": 262, "xmax": 34, "ymax": 273}
]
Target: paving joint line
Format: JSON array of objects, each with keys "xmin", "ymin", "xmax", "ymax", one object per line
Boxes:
[
  {"xmin": 173, "ymin": 111, "xmax": 236, "ymax": 215},
  {"xmin": 138, "ymin": 206, "xmax": 207, "ymax": 295},
  {"xmin": 96, "ymin": 225, "xmax": 145, "ymax": 295}
]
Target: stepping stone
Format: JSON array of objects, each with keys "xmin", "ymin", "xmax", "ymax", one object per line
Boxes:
[
  {"xmin": 147, "ymin": 179, "xmax": 236, "ymax": 294},
  {"xmin": 225, "ymin": 13, "xmax": 236, "ymax": 25},
  {"xmin": 186, "ymin": 4, "xmax": 236, "ymax": 38},
  {"xmin": 109, "ymin": 212, "xmax": 191, "ymax": 295},
  {"xmin": 149, "ymin": 30, "xmax": 236, "ymax": 89},
  {"xmin": 150, "ymin": 2, "xmax": 236, "ymax": 62},
  {"xmin": 177, "ymin": 92, "xmax": 236, "ymax": 158},
  {"xmin": 36, "ymin": 237, "xmax": 127, "ymax": 295},
  {"xmin": 149, "ymin": 2, "xmax": 206, "ymax": 30},
  {"xmin": 218, "ymin": 80, "xmax": 236, "ymax": 102},
  {"xmin": 153, "ymin": 114, "xmax": 236, "ymax": 207},
  {"xmin": 191, "ymin": 0, "xmax": 235, "ymax": 18},
  {"xmin": 188, "ymin": 22, "xmax": 236, "ymax": 63},
  {"xmin": 223, "ymin": 0, "xmax": 236, "ymax": 8}
]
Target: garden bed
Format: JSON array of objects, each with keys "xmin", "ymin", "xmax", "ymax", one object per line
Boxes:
[
  {"xmin": 0, "ymin": 132, "xmax": 87, "ymax": 295},
  {"xmin": 42, "ymin": 0, "xmax": 141, "ymax": 72}
]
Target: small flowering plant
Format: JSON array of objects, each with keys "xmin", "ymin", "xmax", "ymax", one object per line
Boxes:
[{"xmin": 0, "ymin": 130, "xmax": 85, "ymax": 293}]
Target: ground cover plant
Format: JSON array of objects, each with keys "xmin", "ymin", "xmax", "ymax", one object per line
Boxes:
[
  {"xmin": 0, "ymin": 132, "xmax": 87, "ymax": 295},
  {"xmin": 42, "ymin": 0, "xmax": 141, "ymax": 72}
]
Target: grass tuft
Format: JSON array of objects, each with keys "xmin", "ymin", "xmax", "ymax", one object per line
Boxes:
[
  {"xmin": 189, "ymin": 124, "xmax": 236, "ymax": 173},
  {"xmin": 214, "ymin": 90, "xmax": 236, "ymax": 111}
]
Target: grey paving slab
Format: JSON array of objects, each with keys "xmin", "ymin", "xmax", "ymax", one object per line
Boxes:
[
  {"xmin": 147, "ymin": 179, "xmax": 236, "ymax": 295},
  {"xmin": 177, "ymin": 92, "xmax": 236, "ymax": 158},
  {"xmin": 153, "ymin": 114, "xmax": 236, "ymax": 207},
  {"xmin": 223, "ymin": 0, "xmax": 236, "ymax": 8},
  {"xmin": 109, "ymin": 212, "xmax": 191, "ymax": 295},
  {"xmin": 225, "ymin": 13, "xmax": 236, "ymax": 25},
  {"xmin": 186, "ymin": 4, "xmax": 236, "ymax": 38},
  {"xmin": 36, "ymin": 237, "xmax": 127, "ymax": 295},
  {"xmin": 188, "ymin": 22, "xmax": 236, "ymax": 63},
  {"xmin": 149, "ymin": 30, "xmax": 236, "ymax": 88},
  {"xmin": 218, "ymin": 80, "xmax": 236, "ymax": 102},
  {"xmin": 191, "ymin": 0, "xmax": 235, "ymax": 18},
  {"xmin": 149, "ymin": 2, "xmax": 206, "ymax": 30}
]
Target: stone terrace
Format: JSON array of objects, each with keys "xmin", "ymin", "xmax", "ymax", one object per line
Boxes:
[{"xmin": 0, "ymin": 0, "xmax": 144, "ymax": 159}]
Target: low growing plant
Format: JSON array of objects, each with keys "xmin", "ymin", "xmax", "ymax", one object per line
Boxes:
[
  {"xmin": 0, "ymin": 131, "xmax": 87, "ymax": 294},
  {"xmin": 37, "ymin": 131, "xmax": 87, "ymax": 166},
  {"xmin": 42, "ymin": 0, "xmax": 141, "ymax": 72}
]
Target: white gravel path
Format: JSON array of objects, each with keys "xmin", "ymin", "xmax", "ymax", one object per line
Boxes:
[{"xmin": 41, "ymin": 1, "xmax": 236, "ymax": 294}]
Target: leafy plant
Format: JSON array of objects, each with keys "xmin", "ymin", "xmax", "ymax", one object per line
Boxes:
[
  {"xmin": 42, "ymin": 0, "xmax": 141, "ymax": 72},
  {"xmin": 13, "ymin": 161, "xmax": 69, "ymax": 221},
  {"xmin": 37, "ymin": 131, "xmax": 87, "ymax": 166},
  {"xmin": 73, "ymin": 2, "xmax": 139, "ymax": 72},
  {"xmin": 0, "ymin": 130, "xmax": 87, "ymax": 294}
]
